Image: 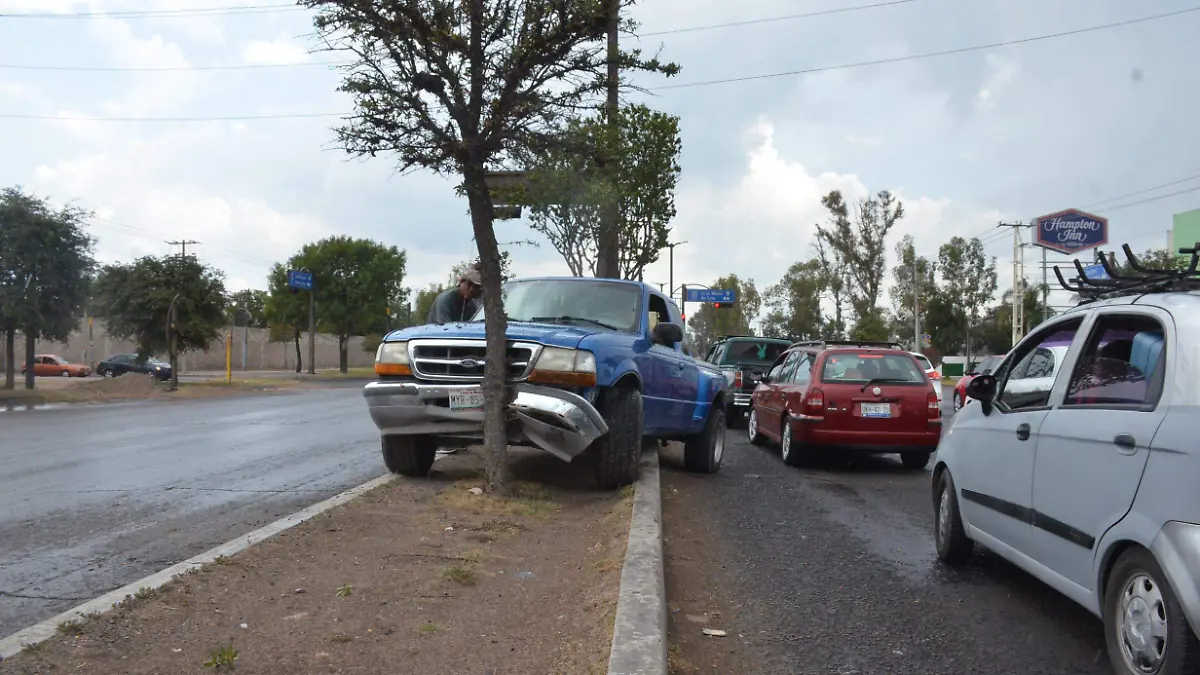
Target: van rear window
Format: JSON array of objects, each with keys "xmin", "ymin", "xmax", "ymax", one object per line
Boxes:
[{"xmin": 821, "ymin": 352, "xmax": 926, "ymax": 384}]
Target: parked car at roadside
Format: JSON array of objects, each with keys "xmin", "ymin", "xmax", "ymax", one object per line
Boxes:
[
  {"xmin": 933, "ymin": 243, "xmax": 1200, "ymax": 675},
  {"xmin": 20, "ymin": 354, "xmax": 90, "ymax": 378},
  {"xmin": 952, "ymin": 354, "xmax": 1006, "ymax": 411},
  {"xmin": 747, "ymin": 340, "xmax": 942, "ymax": 470},
  {"xmin": 703, "ymin": 335, "xmax": 793, "ymax": 427},
  {"xmin": 910, "ymin": 351, "xmax": 943, "ymax": 403},
  {"xmin": 96, "ymin": 354, "xmax": 172, "ymax": 381},
  {"xmin": 363, "ymin": 277, "xmax": 730, "ymax": 489}
]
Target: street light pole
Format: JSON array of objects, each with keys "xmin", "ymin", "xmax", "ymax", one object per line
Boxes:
[{"xmin": 666, "ymin": 241, "xmax": 688, "ymax": 306}]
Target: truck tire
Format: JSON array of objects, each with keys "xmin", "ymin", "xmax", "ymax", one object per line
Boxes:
[
  {"xmin": 381, "ymin": 435, "xmax": 438, "ymax": 477},
  {"xmin": 684, "ymin": 405, "xmax": 725, "ymax": 474},
  {"xmin": 593, "ymin": 388, "xmax": 644, "ymax": 490}
]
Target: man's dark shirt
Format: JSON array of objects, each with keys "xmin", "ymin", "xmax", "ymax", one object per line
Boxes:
[{"xmin": 427, "ymin": 288, "xmax": 481, "ymax": 324}]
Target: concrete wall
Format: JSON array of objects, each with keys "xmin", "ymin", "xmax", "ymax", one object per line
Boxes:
[{"xmin": 0, "ymin": 321, "xmax": 375, "ymax": 373}]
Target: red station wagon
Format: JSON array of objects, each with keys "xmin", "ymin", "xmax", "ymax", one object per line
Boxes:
[{"xmin": 747, "ymin": 340, "xmax": 942, "ymax": 470}]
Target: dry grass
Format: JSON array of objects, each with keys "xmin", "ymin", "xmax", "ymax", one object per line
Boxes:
[
  {"xmin": 437, "ymin": 478, "xmax": 561, "ymax": 518},
  {"xmin": 0, "ymin": 374, "xmax": 308, "ymax": 406}
]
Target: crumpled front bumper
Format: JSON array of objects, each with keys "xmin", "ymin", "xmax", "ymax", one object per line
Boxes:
[{"xmin": 362, "ymin": 381, "xmax": 609, "ymax": 462}]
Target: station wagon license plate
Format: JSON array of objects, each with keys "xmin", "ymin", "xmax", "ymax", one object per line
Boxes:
[
  {"xmin": 860, "ymin": 402, "xmax": 891, "ymax": 418},
  {"xmin": 449, "ymin": 387, "xmax": 484, "ymax": 412}
]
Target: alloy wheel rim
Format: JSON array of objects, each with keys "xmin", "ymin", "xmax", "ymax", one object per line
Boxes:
[
  {"xmin": 1118, "ymin": 572, "xmax": 1168, "ymax": 673},
  {"xmin": 747, "ymin": 410, "xmax": 757, "ymax": 441},
  {"xmin": 713, "ymin": 425, "xmax": 725, "ymax": 465},
  {"xmin": 938, "ymin": 486, "xmax": 952, "ymax": 545},
  {"xmin": 782, "ymin": 422, "xmax": 791, "ymax": 460}
]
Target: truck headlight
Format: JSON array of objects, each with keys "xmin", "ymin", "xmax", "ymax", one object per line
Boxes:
[
  {"xmin": 530, "ymin": 347, "xmax": 596, "ymax": 386},
  {"xmin": 375, "ymin": 341, "xmax": 411, "ymax": 375}
]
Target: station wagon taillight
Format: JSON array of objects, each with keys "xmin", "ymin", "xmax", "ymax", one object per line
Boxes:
[
  {"xmin": 928, "ymin": 391, "xmax": 940, "ymax": 420},
  {"xmin": 806, "ymin": 388, "xmax": 825, "ymax": 413}
]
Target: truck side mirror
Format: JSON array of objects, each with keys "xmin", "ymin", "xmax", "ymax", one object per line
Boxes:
[{"xmin": 652, "ymin": 322, "xmax": 683, "ymax": 345}]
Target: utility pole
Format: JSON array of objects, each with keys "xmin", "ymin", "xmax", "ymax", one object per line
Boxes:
[
  {"xmin": 666, "ymin": 241, "xmax": 687, "ymax": 306},
  {"xmin": 999, "ymin": 221, "xmax": 1027, "ymax": 347},
  {"xmin": 166, "ymin": 239, "xmax": 200, "ymax": 258},
  {"xmin": 594, "ymin": 0, "xmax": 621, "ymax": 279},
  {"xmin": 912, "ymin": 255, "xmax": 920, "ymax": 352}
]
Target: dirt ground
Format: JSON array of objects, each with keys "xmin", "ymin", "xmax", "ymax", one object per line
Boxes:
[
  {"xmin": 660, "ymin": 446, "xmax": 763, "ymax": 675},
  {"xmin": 0, "ymin": 374, "xmax": 317, "ymax": 406},
  {"xmin": 0, "ymin": 449, "xmax": 632, "ymax": 675}
]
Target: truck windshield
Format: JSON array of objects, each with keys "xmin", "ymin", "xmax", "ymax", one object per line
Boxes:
[
  {"xmin": 473, "ymin": 279, "xmax": 642, "ymax": 333},
  {"xmin": 719, "ymin": 341, "xmax": 790, "ymax": 367},
  {"xmin": 821, "ymin": 352, "xmax": 925, "ymax": 384}
]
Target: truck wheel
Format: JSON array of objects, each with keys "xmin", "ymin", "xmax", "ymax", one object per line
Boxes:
[
  {"xmin": 1103, "ymin": 546, "xmax": 1200, "ymax": 675},
  {"xmin": 593, "ymin": 388, "xmax": 644, "ymax": 490},
  {"xmin": 684, "ymin": 405, "xmax": 725, "ymax": 474},
  {"xmin": 381, "ymin": 436, "xmax": 438, "ymax": 477}
]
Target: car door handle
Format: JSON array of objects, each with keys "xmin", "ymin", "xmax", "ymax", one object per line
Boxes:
[
  {"xmin": 1114, "ymin": 434, "xmax": 1137, "ymax": 450},
  {"xmin": 1015, "ymin": 423, "xmax": 1031, "ymax": 441}
]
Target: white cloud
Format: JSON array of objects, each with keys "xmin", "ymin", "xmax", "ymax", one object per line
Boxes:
[{"xmin": 242, "ymin": 38, "xmax": 311, "ymax": 66}]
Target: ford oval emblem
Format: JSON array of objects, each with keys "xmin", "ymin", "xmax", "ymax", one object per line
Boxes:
[
  {"xmin": 872, "ymin": 386, "xmax": 882, "ymax": 395},
  {"xmin": 460, "ymin": 358, "xmax": 481, "ymax": 368}
]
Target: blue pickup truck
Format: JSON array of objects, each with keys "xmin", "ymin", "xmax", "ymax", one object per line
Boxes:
[{"xmin": 362, "ymin": 277, "xmax": 729, "ymax": 488}]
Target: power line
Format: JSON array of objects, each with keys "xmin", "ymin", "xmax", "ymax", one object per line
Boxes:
[
  {"xmin": 1, "ymin": 1, "xmax": 917, "ymax": 73},
  {"xmin": 648, "ymin": 6, "xmax": 1200, "ymax": 90},
  {"xmin": 0, "ymin": 4, "xmax": 301, "ymax": 19},
  {"xmin": 0, "ymin": 111, "xmax": 344, "ymax": 122},
  {"xmin": 638, "ymin": 0, "xmax": 916, "ymax": 37}
]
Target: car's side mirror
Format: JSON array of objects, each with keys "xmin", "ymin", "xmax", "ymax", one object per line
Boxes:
[
  {"xmin": 652, "ymin": 322, "xmax": 683, "ymax": 346},
  {"xmin": 965, "ymin": 374, "xmax": 998, "ymax": 414}
]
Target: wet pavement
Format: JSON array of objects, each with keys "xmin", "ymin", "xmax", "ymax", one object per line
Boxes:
[
  {"xmin": 661, "ymin": 404, "xmax": 1111, "ymax": 675},
  {"xmin": 0, "ymin": 388, "xmax": 383, "ymax": 638}
]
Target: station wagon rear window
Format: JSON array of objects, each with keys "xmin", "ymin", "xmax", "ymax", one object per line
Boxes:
[{"xmin": 821, "ymin": 352, "xmax": 926, "ymax": 384}]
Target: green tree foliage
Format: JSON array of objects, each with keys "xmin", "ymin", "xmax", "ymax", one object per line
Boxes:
[
  {"xmin": 0, "ymin": 187, "xmax": 95, "ymax": 390},
  {"xmin": 228, "ymin": 289, "xmax": 268, "ymax": 329},
  {"xmin": 760, "ymin": 259, "xmax": 826, "ymax": 340},
  {"xmin": 304, "ymin": 0, "xmax": 678, "ymax": 493},
  {"xmin": 522, "ymin": 104, "xmax": 682, "ymax": 280},
  {"xmin": 275, "ymin": 236, "xmax": 408, "ymax": 373},
  {"xmin": 685, "ymin": 275, "xmax": 761, "ymax": 355},
  {"xmin": 935, "ymin": 236, "xmax": 997, "ymax": 358},
  {"xmin": 92, "ymin": 255, "xmax": 228, "ymax": 362},
  {"xmin": 265, "ymin": 263, "xmax": 311, "ymax": 373},
  {"xmin": 816, "ymin": 190, "xmax": 903, "ymax": 338},
  {"xmin": 977, "ymin": 281, "xmax": 1053, "ymax": 354},
  {"xmin": 887, "ymin": 235, "xmax": 937, "ymax": 347}
]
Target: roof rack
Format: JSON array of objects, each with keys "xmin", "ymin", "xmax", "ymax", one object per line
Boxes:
[
  {"xmin": 1053, "ymin": 242, "xmax": 1200, "ymax": 304},
  {"xmin": 790, "ymin": 339, "xmax": 904, "ymax": 350},
  {"xmin": 716, "ymin": 334, "xmax": 793, "ymax": 342}
]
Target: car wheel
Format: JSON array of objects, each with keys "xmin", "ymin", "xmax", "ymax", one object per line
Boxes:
[
  {"xmin": 593, "ymin": 387, "xmax": 644, "ymax": 489},
  {"xmin": 934, "ymin": 471, "xmax": 973, "ymax": 565},
  {"xmin": 1104, "ymin": 547, "xmax": 1200, "ymax": 675},
  {"xmin": 60, "ymin": 370, "xmax": 71, "ymax": 378},
  {"xmin": 780, "ymin": 416, "xmax": 803, "ymax": 467},
  {"xmin": 901, "ymin": 451, "xmax": 932, "ymax": 470},
  {"xmin": 101, "ymin": 369, "xmax": 113, "ymax": 378},
  {"xmin": 683, "ymin": 404, "xmax": 724, "ymax": 474},
  {"xmin": 747, "ymin": 408, "xmax": 764, "ymax": 446},
  {"xmin": 381, "ymin": 435, "xmax": 438, "ymax": 477}
]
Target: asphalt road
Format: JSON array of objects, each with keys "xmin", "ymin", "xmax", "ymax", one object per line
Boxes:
[
  {"xmin": 662, "ymin": 402, "xmax": 1111, "ymax": 675},
  {"xmin": 0, "ymin": 388, "xmax": 384, "ymax": 638}
]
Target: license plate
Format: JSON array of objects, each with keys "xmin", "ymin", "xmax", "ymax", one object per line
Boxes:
[
  {"xmin": 860, "ymin": 402, "xmax": 891, "ymax": 418},
  {"xmin": 449, "ymin": 387, "xmax": 484, "ymax": 412}
]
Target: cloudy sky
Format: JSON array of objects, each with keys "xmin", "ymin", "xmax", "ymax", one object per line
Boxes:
[{"xmin": 1, "ymin": 0, "xmax": 1197, "ymax": 319}]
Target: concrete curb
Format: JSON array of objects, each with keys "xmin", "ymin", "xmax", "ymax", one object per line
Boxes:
[
  {"xmin": 607, "ymin": 451, "xmax": 667, "ymax": 675},
  {"xmin": 0, "ymin": 473, "xmax": 395, "ymax": 661}
]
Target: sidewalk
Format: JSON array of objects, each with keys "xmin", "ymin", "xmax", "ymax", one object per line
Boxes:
[{"xmin": 0, "ymin": 449, "xmax": 633, "ymax": 675}]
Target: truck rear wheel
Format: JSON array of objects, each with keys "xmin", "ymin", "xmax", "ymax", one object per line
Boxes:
[
  {"xmin": 593, "ymin": 388, "xmax": 644, "ymax": 490},
  {"xmin": 684, "ymin": 405, "xmax": 725, "ymax": 474},
  {"xmin": 381, "ymin": 435, "xmax": 438, "ymax": 477}
]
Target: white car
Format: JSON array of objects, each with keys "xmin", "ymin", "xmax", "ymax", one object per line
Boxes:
[
  {"xmin": 910, "ymin": 351, "xmax": 943, "ymax": 403},
  {"xmin": 932, "ymin": 277, "xmax": 1199, "ymax": 675}
]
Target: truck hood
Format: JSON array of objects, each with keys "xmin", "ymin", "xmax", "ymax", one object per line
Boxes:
[{"xmin": 385, "ymin": 321, "xmax": 595, "ymax": 349}]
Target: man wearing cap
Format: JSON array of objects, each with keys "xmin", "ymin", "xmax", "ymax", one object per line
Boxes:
[{"xmin": 427, "ymin": 265, "xmax": 484, "ymax": 324}]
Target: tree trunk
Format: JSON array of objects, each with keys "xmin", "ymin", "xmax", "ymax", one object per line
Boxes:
[
  {"xmin": 339, "ymin": 336, "xmax": 348, "ymax": 373},
  {"xmin": 3, "ymin": 328, "xmax": 14, "ymax": 390},
  {"xmin": 24, "ymin": 325, "xmax": 35, "ymax": 390},
  {"xmin": 293, "ymin": 329, "xmax": 302, "ymax": 373},
  {"xmin": 465, "ymin": 168, "xmax": 511, "ymax": 496}
]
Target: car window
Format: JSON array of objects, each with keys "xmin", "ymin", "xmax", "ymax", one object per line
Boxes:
[
  {"xmin": 996, "ymin": 320, "xmax": 1082, "ymax": 410},
  {"xmin": 913, "ymin": 354, "xmax": 932, "ymax": 371},
  {"xmin": 790, "ymin": 353, "xmax": 814, "ymax": 384},
  {"xmin": 718, "ymin": 340, "xmax": 791, "ymax": 367},
  {"xmin": 820, "ymin": 352, "xmax": 925, "ymax": 384},
  {"xmin": 766, "ymin": 353, "xmax": 789, "ymax": 380},
  {"xmin": 778, "ymin": 351, "xmax": 803, "ymax": 382},
  {"xmin": 1063, "ymin": 315, "xmax": 1166, "ymax": 407}
]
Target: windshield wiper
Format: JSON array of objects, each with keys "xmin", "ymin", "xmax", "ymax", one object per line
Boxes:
[
  {"xmin": 859, "ymin": 377, "xmax": 912, "ymax": 392},
  {"xmin": 529, "ymin": 315, "xmax": 621, "ymax": 331}
]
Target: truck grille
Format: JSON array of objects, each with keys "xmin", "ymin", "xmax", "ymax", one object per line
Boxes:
[{"xmin": 409, "ymin": 339, "xmax": 539, "ymax": 381}]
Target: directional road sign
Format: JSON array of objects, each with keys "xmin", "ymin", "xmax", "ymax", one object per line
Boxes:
[
  {"xmin": 287, "ymin": 269, "xmax": 314, "ymax": 291},
  {"xmin": 686, "ymin": 288, "xmax": 736, "ymax": 303}
]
